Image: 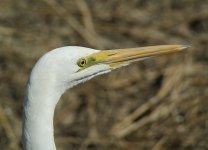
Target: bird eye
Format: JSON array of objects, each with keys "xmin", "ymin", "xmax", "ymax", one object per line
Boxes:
[{"xmin": 77, "ymin": 58, "xmax": 87, "ymax": 67}]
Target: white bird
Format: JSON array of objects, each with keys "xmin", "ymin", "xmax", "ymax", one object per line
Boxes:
[{"xmin": 22, "ymin": 45, "xmax": 188, "ymax": 150}]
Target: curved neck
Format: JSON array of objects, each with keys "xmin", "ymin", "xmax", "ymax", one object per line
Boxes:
[{"xmin": 22, "ymin": 84, "xmax": 63, "ymax": 150}]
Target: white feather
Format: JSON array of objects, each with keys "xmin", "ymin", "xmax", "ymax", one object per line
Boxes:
[{"xmin": 22, "ymin": 46, "xmax": 112, "ymax": 150}]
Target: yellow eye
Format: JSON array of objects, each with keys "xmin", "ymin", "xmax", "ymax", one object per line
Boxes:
[{"xmin": 77, "ymin": 58, "xmax": 87, "ymax": 67}]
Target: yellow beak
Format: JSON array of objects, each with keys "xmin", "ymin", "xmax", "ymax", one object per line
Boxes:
[{"xmin": 87, "ymin": 45, "xmax": 188, "ymax": 67}]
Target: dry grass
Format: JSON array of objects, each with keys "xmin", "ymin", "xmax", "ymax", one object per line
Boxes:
[{"xmin": 0, "ymin": 0, "xmax": 207, "ymax": 149}]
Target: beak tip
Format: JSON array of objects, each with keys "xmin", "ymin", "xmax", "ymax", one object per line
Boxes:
[{"xmin": 179, "ymin": 45, "xmax": 191, "ymax": 50}]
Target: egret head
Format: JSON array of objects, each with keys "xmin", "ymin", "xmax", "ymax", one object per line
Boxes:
[
  {"xmin": 29, "ymin": 45, "xmax": 187, "ymax": 94},
  {"xmin": 23, "ymin": 44, "xmax": 188, "ymax": 150}
]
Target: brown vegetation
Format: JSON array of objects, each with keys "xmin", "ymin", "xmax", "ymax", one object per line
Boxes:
[{"xmin": 0, "ymin": 0, "xmax": 207, "ymax": 149}]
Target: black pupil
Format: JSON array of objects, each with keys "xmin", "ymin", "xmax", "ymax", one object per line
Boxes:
[{"xmin": 81, "ymin": 60, "xmax": 85, "ymax": 65}]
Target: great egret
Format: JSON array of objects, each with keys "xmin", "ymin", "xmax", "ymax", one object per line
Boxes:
[{"xmin": 22, "ymin": 45, "xmax": 188, "ymax": 150}]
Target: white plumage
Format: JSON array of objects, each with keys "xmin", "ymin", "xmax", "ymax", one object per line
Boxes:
[{"xmin": 22, "ymin": 45, "xmax": 187, "ymax": 150}]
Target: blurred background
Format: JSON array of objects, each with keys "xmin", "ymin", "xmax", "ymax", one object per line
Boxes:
[{"xmin": 0, "ymin": 0, "xmax": 208, "ymax": 149}]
